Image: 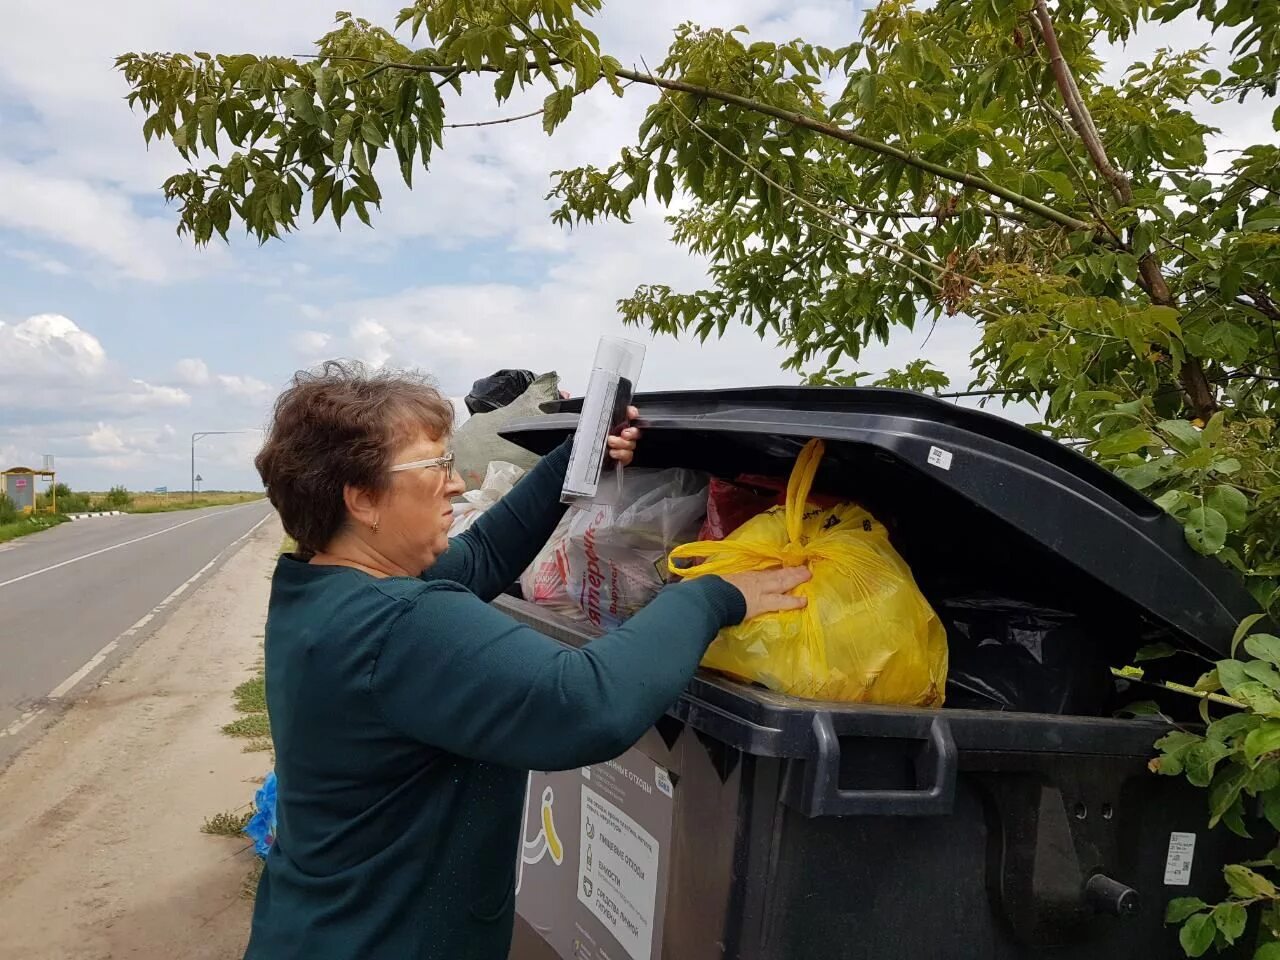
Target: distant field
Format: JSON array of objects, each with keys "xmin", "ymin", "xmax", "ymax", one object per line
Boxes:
[
  {"xmin": 124, "ymin": 491, "xmax": 266, "ymax": 514},
  {"xmin": 0, "ymin": 491, "xmax": 268, "ymax": 544}
]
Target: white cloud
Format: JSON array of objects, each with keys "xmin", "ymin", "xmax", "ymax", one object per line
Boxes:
[
  {"xmin": 0, "ymin": 159, "xmax": 221, "ymax": 283},
  {"xmin": 0, "ymin": 313, "xmax": 106, "ymax": 377},
  {"xmin": 121, "ymin": 380, "xmax": 191, "ymax": 409},
  {"xmin": 0, "ymin": 313, "xmax": 189, "ymax": 424},
  {"xmin": 350, "ymin": 318, "xmax": 393, "ymax": 369},
  {"xmin": 216, "ymin": 373, "xmax": 272, "ymax": 399},
  {"xmin": 86, "ymin": 422, "xmax": 127, "ymax": 454},
  {"xmin": 291, "ymin": 330, "xmax": 331, "ymax": 353},
  {"xmin": 6, "ymin": 248, "xmax": 72, "ymax": 275},
  {"xmin": 174, "ymin": 357, "xmax": 211, "ymax": 385}
]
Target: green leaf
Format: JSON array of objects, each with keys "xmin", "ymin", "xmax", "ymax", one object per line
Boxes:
[
  {"xmin": 654, "ymin": 164, "xmax": 675, "ymax": 206},
  {"xmin": 1225, "ymin": 863, "xmax": 1277, "ymax": 899},
  {"xmin": 1246, "ymin": 635, "xmax": 1280, "ymax": 668},
  {"xmin": 1212, "ymin": 902, "xmax": 1247, "ymax": 944},
  {"xmin": 1182, "ymin": 737, "xmax": 1233, "ymax": 788},
  {"xmin": 311, "ymin": 177, "xmax": 334, "ymax": 224},
  {"xmin": 1245, "ymin": 658, "xmax": 1280, "ymax": 690},
  {"xmin": 1235, "ymin": 682, "xmax": 1280, "ymax": 717},
  {"xmin": 1202, "ymin": 68, "xmax": 1222, "ymax": 85},
  {"xmin": 1203, "ymin": 411, "xmax": 1226, "ymax": 446},
  {"xmin": 1180, "ymin": 913, "xmax": 1216, "ymax": 957},
  {"xmin": 1235, "ymin": 614, "xmax": 1268, "ymax": 656},
  {"xmin": 1185, "ymin": 738, "xmax": 1233, "ymax": 787},
  {"xmin": 1166, "ymin": 897, "xmax": 1208, "ymax": 924},
  {"xmin": 542, "ymin": 88, "xmax": 575, "ymax": 135},
  {"xmin": 1245, "ymin": 721, "xmax": 1280, "ymax": 765},
  {"xmin": 1119, "ymin": 458, "xmax": 1168, "ymax": 491},
  {"xmin": 330, "ymin": 179, "xmax": 344, "ymax": 229},
  {"xmin": 332, "ymin": 114, "xmax": 355, "ymax": 163},
  {"xmin": 1038, "ymin": 169, "xmax": 1076, "ymax": 198},
  {"xmin": 1220, "ymin": 659, "xmax": 1251, "ymax": 696},
  {"xmin": 1211, "ymin": 458, "xmax": 1242, "ymax": 476},
  {"xmin": 1196, "ymin": 668, "xmax": 1223, "ymax": 694},
  {"xmin": 1208, "ymin": 485, "xmax": 1250, "ymax": 531},
  {"xmin": 1208, "ymin": 712, "xmax": 1262, "ymax": 742},
  {"xmin": 1263, "ymin": 788, "xmax": 1280, "ymax": 832},
  {"xmin": 1184, "ymin": 506, "xmax": 1228, "ymax": 556},
  {"xmin": 1159, "ymin": 419, "xmax": 1204, "ymax": 454},
  {"xmin": 1256, "ymin": 942, "xmax": 1280, "ymax": 960},
  {"xmin": 1135, "ymin": 642, "xmax": 1179, "ymax": 662},
  {"xmin": 1094, "ymin": 427, "xmax": 1158, "ymax": 456},
  {"xmin": 1155, "ymin": 730, "xmax": 1204, "ymax": 776},
  {"xmin": 361, "ymin": 120, "xmax": 386, "ymax": 148}
]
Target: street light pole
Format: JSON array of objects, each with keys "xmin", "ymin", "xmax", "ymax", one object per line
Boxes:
[{"xmin": 190, "ymin": 430, "xmax": 263, "ymax": 501}]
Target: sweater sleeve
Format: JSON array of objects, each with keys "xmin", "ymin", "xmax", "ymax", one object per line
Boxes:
[
  {"xmin": 424, "ymin": 440, "xmax": 571, "ymax": 602},
  {"xmin": 370, "ymin": 576, "xmax": 746, "ymax": 771}
]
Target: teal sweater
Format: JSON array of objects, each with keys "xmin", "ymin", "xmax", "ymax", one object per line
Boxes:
[{"xmin": 244, "ymin": 443, "xmax": 745, "ymax": 960}]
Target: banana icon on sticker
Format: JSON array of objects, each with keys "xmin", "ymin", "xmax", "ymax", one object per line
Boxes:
[
  {"xmin": 541, "ymin": 786, "xmax": 564, "ymax": 865},
  {"xmin": 516, "ymin": 776, "xmax": 565, "ymax": 894}
]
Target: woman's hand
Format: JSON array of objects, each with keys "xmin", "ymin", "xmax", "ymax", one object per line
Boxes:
[
  {"xmin": 720, "ymin": 567, "xmax": 812, "ymax": 621},
  {"xmin": 606, "ymin": 405, "xmax": 642, "ymax": 468}
]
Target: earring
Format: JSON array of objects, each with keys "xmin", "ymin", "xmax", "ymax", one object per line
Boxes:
[{"xmin": 372, "ymin": 518, "xmax": 380, "ymax": 534}]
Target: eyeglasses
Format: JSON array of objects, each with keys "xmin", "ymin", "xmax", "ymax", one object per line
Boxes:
[{"xmin": 389, "ymin": 452, "xmax": 456, "ymax": 481}]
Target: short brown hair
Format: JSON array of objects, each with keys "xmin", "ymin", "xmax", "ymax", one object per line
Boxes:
[{"xmin": 255, "ymin": 360, "xmax": 454, "ymax": 558}]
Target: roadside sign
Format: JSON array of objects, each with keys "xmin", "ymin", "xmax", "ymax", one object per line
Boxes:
[{"xmin": 154, "ymin": 486, "xmax": 168, "ymax": 494}]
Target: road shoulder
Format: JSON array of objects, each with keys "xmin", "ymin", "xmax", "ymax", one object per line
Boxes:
[{"xmin": 0, "ymin": 514, "xmax": 280, "ymax": 959}]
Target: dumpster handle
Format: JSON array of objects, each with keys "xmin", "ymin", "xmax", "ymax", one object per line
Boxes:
[{"xmin": 790, "ymin": 713, "xmax": 957, "ymax": 817}]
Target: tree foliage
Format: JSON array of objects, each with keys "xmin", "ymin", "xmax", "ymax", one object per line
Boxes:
[
  {"xmin": 119, "ymin": 2, "xmax": 1280, "ymax": 952},
  {"xmin": 116, "ymin": 0, "xmax": 1280, "ymax": 606}
]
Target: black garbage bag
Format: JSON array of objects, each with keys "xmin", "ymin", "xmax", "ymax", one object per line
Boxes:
[
  {"xmin": 939, "ymin": 594, "xmax": 1114, "ymax": 715},
  {"xmin": 465, "ymin": 369, "xmax": 537, "ymax": 415}
]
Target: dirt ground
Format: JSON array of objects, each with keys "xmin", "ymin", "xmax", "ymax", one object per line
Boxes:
[{"xmin": 0, "ymin": 515, "xmax": 281, "ymax": 959}]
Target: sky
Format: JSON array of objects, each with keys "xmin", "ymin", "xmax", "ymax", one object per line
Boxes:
[{"xmin": 0, "ymin": 1, "xmax": 1264, "ymax": 492}]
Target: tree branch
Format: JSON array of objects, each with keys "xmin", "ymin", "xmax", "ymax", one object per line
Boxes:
[
  {"xmin": 1032, "ymin": 2, "xmax": 1130, "ymax": 204},
  {"xmin": 611, "ymin": 65, "xmax": 1092, "ymax": 233},
  {"xmin": 1031, "ymin": 0, "xmax": 1217, "ymax": 419},
  {"xmin": 312, "ymin": 53, "xmax": 1093, "ymax": 233},
  {"xmin": 445, "ymin": 107, "xmax": 545, "ymax": 129},
  {"xmin": 835, "ymin": 199, "xmax": 1029, "ymax": 224}
]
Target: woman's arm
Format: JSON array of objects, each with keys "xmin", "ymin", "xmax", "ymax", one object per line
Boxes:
[
  {"xmin": 370, "ymin": 576, "xmax": 746, "ymax": 771},
  {"xmin": 424, "ymin": 440, "xmax": 571, "ymax": 601}
]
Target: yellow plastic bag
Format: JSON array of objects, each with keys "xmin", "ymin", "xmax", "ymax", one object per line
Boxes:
[{"xmin": 668, "ymin": 440, "xmax": 948, "ymax": 705}]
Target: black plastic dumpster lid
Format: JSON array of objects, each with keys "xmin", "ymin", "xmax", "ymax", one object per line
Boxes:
[{"xmin": 501, "ymin": 385, "xmax": 1258, "ymax": 661}]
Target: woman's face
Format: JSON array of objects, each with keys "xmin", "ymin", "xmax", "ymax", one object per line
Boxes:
[{"xmin": 378, "ymin": 427, "xmax": 466, "ymax": 574}]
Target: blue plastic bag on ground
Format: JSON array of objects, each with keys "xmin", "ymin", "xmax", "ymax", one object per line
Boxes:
[{"xmin": 243, "ymin": 771, "xmax": 277, "ymax": 858}]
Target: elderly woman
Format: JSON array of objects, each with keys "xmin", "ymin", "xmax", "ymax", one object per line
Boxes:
[{"xmin": 245, "ymin": 361, "xmax": 809, "ymax": 960}]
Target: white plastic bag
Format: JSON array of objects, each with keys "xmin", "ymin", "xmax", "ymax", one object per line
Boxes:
[
  {"xmin": 520, "ymin": 512, "xmax": 582, "ymax": 621},
  {"xmin": 562, "ymin": 469, "xmax": 708, "ymax": 630},
  {"xmin": 448, "ymin": 461, "xmax": 526, "ymax": 538}
]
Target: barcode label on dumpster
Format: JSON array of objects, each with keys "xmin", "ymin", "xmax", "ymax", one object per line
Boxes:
[
  {"xmin": 1164, "ymin": 832, "xmax": 1197, "ymax": 885},
  {"xmin": 927, "ymin": 446, "xmax": 954, "ymax": 471}
]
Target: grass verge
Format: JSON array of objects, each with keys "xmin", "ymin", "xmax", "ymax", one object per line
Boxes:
[
  {"xmin": 0, "ymin": 514, "xmax": 69, "ymax": 544},
  {"xmin": 222, "ymin": 713, "xmax": 272, "ymax": 739},
  {"xmin": 203, "ymin": 536, "xmax": 280, "ymax": 896},
  {"xmin": 126, "ymin": 492, "xmax": 266, "ymax": 514},
  {"xmin": 202, "ymin": 808, "xmax": 255, "ymax": 836}
]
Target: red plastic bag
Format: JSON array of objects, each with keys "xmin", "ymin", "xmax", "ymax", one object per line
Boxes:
[{"xmin": 699, "ymin": 475, "xmax": 841, "ymax": 541}]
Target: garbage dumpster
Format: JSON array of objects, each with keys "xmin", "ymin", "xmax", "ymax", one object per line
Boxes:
[{"xmin": 498, "ymin": 387, "xmax": 1265, "ymax": 960}]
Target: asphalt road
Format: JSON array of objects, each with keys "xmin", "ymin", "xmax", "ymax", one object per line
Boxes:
[{"xmin": 0, "ymin": 500, "xmax": 276, "ymax": 767}]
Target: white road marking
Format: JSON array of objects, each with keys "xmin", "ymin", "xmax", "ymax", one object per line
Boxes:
[
  {"xmin": 0, "ymin": 509, "xmax": 274, "ymax": 741},
  {"xmin": 0, "ymin": 501, "xmax": 264, "ymax": 591}
]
